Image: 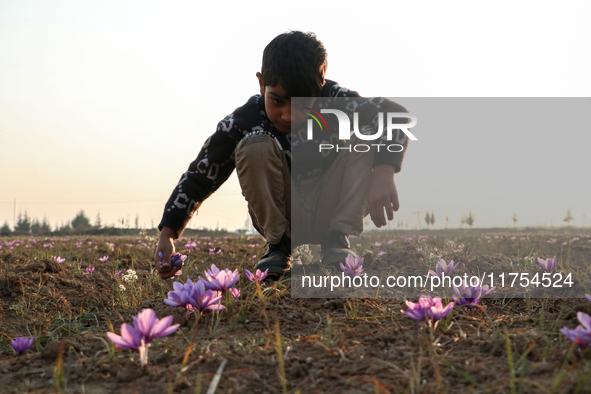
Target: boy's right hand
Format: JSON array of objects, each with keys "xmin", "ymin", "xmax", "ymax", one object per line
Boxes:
[{"xmin": 154, "ymin": 227, "xmax": 178, "ymax": 280}]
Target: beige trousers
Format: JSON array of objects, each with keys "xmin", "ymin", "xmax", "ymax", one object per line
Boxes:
[{"xmin": 235, "ymin": 132, "xmax": 373, "ymax": 247}]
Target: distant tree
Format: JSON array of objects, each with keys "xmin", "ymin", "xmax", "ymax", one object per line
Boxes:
[
  {"xmin": 461, "ymin": 211, "xmax": 475, "ymax": 228},
  {"xmin": 56, "ymin": 222, "xmax": 73, "ymax": 234},
  {"xmin": 512, "ymin": 213, "xmax": 518, "ymax": 229},
  {"xmin": 1, "ymin": 221, "xmax": 12, "ymax": 235},
  {"xmin": 95, "ymin": 211, "xmax": 102, "ymax": 228},
  {"xmin": 563, "ymin": 209, "xmax": 574, "ymax": 226},
  {"xmin": 445, "ymin": 216, "xmax": 449, "ymax": 229},
  {"xmin": 424, "ymin": 211, "xmax": 435, "ymax": 229},
  {"xmin": 466, "ymin": 211, "xmax": 475, "ymax": 228},
  {"xmin": 71, "ymin": 210, "xmax": 91, "ymax": 232},
  {"xmin": 15, "ymin": 211, "xmax": 32, "ymax": 234},
  {"xmin": 41, "ymin": 217, "xmax": 52, "ymax": 234},
  {"xmin": 31, "ymin": 218, "xmax": 42, "ymax": 234},
  {"xmin": 135, "ymin": 213, "xmax": 140, "ymax": 229}
]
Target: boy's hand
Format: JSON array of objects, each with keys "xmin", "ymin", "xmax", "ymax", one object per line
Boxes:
[
  {"xmin": 367, "ymin": 164, "xmax": 399, "ymax": 228},
  {"xmin": 154, "ymin": 227, "xmax": 178, "ymax": 280}
]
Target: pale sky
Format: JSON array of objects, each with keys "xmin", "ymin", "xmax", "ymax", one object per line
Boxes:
[{"xmin": 1, "ymin": 1, "xmax": 590, "ymax": 231}]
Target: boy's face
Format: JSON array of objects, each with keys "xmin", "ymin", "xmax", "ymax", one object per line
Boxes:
[{"xmin": 256, "ymin": 72, "xmax": 314, "ymax": 134}]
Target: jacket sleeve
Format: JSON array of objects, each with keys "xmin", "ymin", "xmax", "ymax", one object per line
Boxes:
[
  {"xmin": 327, "ymin": 83, "xmax": 411, "ymax": 173},
  {"xmin": 157, "ymin": 113, "xmax": 245, "ymax": 237}
]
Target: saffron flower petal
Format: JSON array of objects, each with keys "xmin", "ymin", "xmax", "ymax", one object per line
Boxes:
[
  {"xmin": 10, "ymin": 336, "xmax": 34, "ymax": 355},
  {"xmin": 537, "ymin": 256, "xmax": 556, "ymax": 273}
]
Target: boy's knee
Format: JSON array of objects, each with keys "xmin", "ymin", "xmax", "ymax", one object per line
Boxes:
[{"xmin": 235, "ymin": 130, "xmax": 282, "ymax": 162}]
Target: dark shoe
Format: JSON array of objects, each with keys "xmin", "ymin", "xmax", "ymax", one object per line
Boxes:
[
  {"xmin": 254, "ymin": 235, "xmax": 292, "ymax": 279},
  {"xmin": 321, "ymin": 230, "xmax": 357, "ymax": 267}
]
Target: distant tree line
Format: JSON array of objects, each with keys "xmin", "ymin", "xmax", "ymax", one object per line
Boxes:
[
  {"xmin": 0, "ymin": 210, "xmax": 233, "ymax": 237},
  {"xmin": 1, "ymin": 210, "xmax": 109, "ymax": 236}
]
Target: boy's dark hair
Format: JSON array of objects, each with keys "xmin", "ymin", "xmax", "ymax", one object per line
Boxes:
[{"xmin": 261, "ymin": 31, "xmax": 327, "ymax": 97}]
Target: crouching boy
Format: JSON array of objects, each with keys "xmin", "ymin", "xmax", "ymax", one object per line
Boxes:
[{"xmin": 155, "ymin": 31, "xmax": 409, "ymax": 280}]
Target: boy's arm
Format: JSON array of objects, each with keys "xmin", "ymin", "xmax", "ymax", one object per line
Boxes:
[
  {"xmin": 155, "ymin": 117, "xmax": 247, "ymax": 279},
  {"xmin": 354, "ymin": 98, "xmax": 408, "ymax": 227},
  {"xmin": 155, "ymin": 130, "xmax": 238, "ymax": 279},
  {"xmin": 157, "ymin": 127, "xmax": 239, "ymax": 238},
  {"xmin": 155, "ymin": 95, "xmax": 265, "ymax": 279},
  {"xmin": 325, "ymin": 82, "xmax": 410, "ymax": 227}
]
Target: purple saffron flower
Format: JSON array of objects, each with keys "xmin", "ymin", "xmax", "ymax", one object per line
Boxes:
[
  {"xmin": 537, "ymin": 256, "xmax": 557, "ymax": 273},
  {"xmin": 586, "ymin": 294, "xmax": 591, "ymax": 302},
  {"xmin": 451, "ymin": 279, "xmax": 495, "ymax": 309},
  {"xmin": 245, "ymin": 268, "xmax": 269, "ymax": 283},
  {"xmin": 199, "ymin": 264, "xmax": 239, "ymax": 294},
  {"xmin": 106, "ymin": 323, "xmax": 144, "ymax": 353},
  {"xmin": 401, "ymin": 295, "xmax": 454, "ymax": 326},
  {"xmin": 340, "ymin": 254, "xmax": 364, "ymax": 278},
  {"xmin": 10, "ymin": 336, "xmax": 34, "ymax": 355},
  {"xmin": 561, "ymin": 312, "xmax": 591, "ymax": 348},
  {"xmin": 164, "ymin": 278, "xmax": 196, "ymax": 307},
  {"xmin": 115, "ymin": 270, "xmax": 122, "ymax": 278},
  {"xmin": 480, "ymin": 284, "xmax": 496, "ymax": 296},
  {"xmin": 53, "ymin": 256, "xmax": 65, "ymax": 264},
  {"xmin": 131, "ymin": 309, "xmax": 179, "ymax": 343},
  {"xmin": 83, "ymin": 266, "xmax": 95, "ymax": 275},
  {"xmin": 171, "ymin": 253, "xmax": 187, "ymax": 274},
  {"xmin": 170, "ymin": 253, "xmax": 187, "ymax": 268},
  {"xmin": 99, "ymin": 256, "xmax": 109, "ymax": 262},
  {"xmin": 185, "ymin": 241, "xmax": 197, "ymax": 250},
  {"xmin": 427, "ymin": 259, "xmax": 459, "ymax": 278},
  {"xmin": 229, "ymin": 287, "xmax": 241, "ymax": 300},
  {"xmin": 452, "ymin": 281, "xmax": 482, "ymax": 309},
  {"xmin": 106, "ymin": 308, "xmax": 179, "ymax": 366},
  {"xmin": 164, "ymin": 279, "xmax": 225, "ymax": 313}
]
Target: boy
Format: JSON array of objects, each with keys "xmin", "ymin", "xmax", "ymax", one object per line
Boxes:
[{"xmin": 155, "ymin": 31, "xmax": 409, "ymax": 280}]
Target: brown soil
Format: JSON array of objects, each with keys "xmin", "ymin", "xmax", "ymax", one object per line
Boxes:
[{"xmin": 1, "ymin": 232, "xmax": 590, "ymax": 393}]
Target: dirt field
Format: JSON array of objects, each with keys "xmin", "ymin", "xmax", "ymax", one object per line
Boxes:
[{"xmin": 1, "ymin": 230, "xmax": 590, "ymax": 393}]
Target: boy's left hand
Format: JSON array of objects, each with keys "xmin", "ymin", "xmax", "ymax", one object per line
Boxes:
[{"xmin": 367, "ymin": 164, "xmax": 399, "ymax": 228}]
